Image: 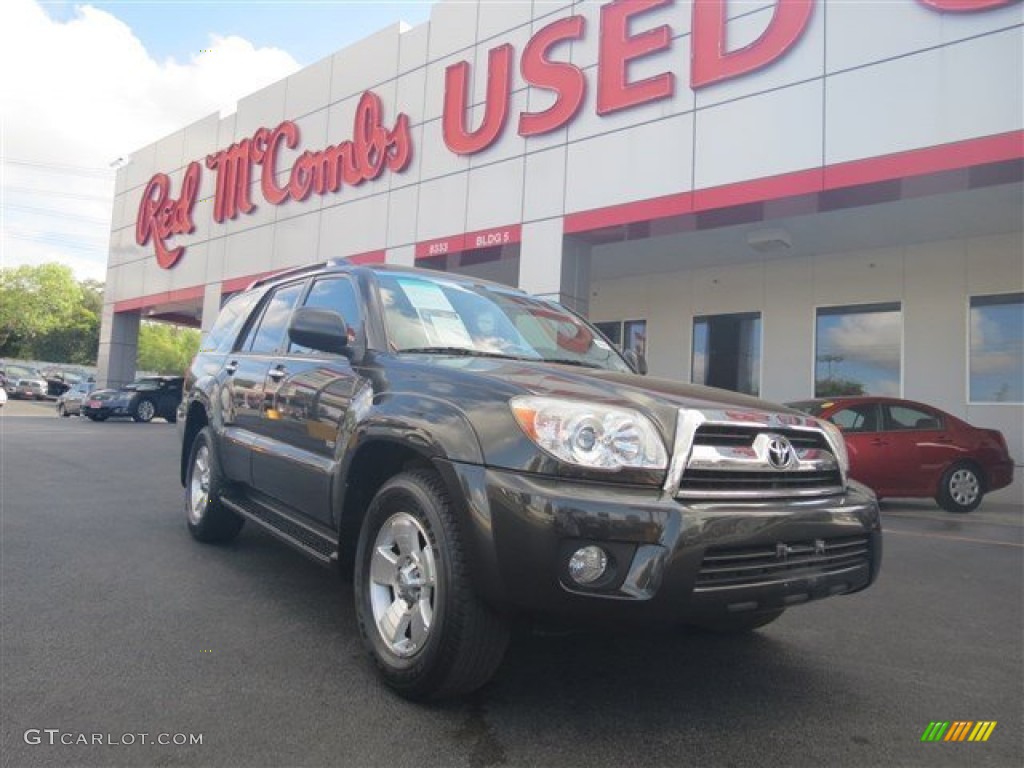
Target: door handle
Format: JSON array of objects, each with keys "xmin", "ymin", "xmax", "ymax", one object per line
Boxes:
[
  {"xmin": 225, "ymin": 361, "xmax": 238, "ymax": 375},
  {"xmin": 936, "ymin": 435, "xmax": 954, "ymax": 443},
  {"xmin": 268, "ymin": 367, "xmax": 286, "ymax": 380}
]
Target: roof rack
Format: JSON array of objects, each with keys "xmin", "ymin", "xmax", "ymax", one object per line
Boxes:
[{"xmin": 242, "ymin": 258, "xmax": 360, "ymax": 291}]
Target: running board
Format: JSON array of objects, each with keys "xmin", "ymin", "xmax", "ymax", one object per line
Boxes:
[{"xmin": 220, "ymin": 495, "xmax": 338, "ymax": 567}]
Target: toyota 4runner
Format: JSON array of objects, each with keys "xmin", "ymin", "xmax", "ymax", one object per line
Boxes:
[{"xmin": 178, "ymin": 260, "xmax": 882, "ymax": 699}]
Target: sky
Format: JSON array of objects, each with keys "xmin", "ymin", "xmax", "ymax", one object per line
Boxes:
[{"xmin": 0, "ymin": 0, "xmax": 436, "ymax": 282}]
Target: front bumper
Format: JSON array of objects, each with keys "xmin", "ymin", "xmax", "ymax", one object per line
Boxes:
[
  {"xmin": 83, "ymin": 403, "xmax": 131, "ymax": 418},
  {"xmin": 440, "ymin": 461, "xmax": 882, "ymax": 625}
]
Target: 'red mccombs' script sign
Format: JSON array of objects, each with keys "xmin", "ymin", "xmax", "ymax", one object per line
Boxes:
[
  {"xmin": 137, "ymin": 0, "xmax": 1012, "ymax": 268},
  {"xmin": 136, "ymin": 91, "xmax": 411, "ymax": 268}
]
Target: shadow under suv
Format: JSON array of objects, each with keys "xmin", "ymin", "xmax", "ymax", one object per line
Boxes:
[{"xmin": 178, "ymin": 260, "xmax": 882, "ymax": 700}]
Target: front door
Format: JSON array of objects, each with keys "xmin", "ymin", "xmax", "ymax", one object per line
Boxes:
[{"xmin": 252, "ymin": 276, "xmax": 365, "ymax": 526}]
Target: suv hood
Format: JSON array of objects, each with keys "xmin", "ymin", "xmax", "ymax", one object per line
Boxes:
[{"xmin": 393, "ymin": 356, "xmax": 806, "ymax": 439}]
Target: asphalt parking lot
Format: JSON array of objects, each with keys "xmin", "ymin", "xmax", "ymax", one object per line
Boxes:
[{"xmin": 2, "ymin": 399, "xmax": 1022, "ymax": 768}]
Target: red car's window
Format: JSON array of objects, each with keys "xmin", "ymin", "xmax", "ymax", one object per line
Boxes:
[
  {"xmin": 884, "ymin": 405, "xmax": 943, "ymax": 431},
  {"xmin": 829, "ymin": 404, "xmax": 879, "ymax": 433}
]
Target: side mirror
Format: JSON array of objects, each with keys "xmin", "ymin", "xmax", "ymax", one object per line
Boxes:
[
  {"xmin": 623, "ymin": 349, "xmax": 648, "ymax": 376},
  {"xmin": 288, "ymin": 307, "xmax": 349, "ymax": 355}
]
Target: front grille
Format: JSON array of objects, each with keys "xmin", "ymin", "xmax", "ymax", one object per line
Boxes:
[
  {"xmin": 680, "ymin": 469, "xmax": 843, "ymax": 493},
  {"xmin": 692, "ymin": 425, "xmax": 829, "ymax": 451},
  {"xmin": 695, "ymin": 535, "xmax": 870, "ymax": 590},
  {"xmin": 677, "ymin": 423, "xmax": 843, "ymax": 500}
]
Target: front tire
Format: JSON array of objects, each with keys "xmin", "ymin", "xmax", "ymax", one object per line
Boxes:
[
  {"xmin": 133, "ymin": 398, "xmax": 156, "ymax": 423},
  {"xmin": 185, "ymin": 427, "xmax": 243, "ymax": 543},
  {"xmin": 354, "ymin": 471, "xmax": 509, "ymax": 700},
  {"xmin": 937, "ymin": 462, "xmax": 983, "ymax": 514}
]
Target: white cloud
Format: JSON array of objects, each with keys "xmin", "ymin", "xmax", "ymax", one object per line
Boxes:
[
  {"xmin": 823, "ymin": 311, "xmax": 901, "ymax": 366},
  {"xmin": 0, "ymin": 0, "xmax": 300, "ymax": 281},
  {"xmin": 970, "ymin": 307, "xmax": 1022, "ymax": 375}
]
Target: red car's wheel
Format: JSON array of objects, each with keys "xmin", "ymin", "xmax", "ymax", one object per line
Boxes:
[{"xmin": 937, "ymin": 462, "xmax": 984, "ymax": 514}]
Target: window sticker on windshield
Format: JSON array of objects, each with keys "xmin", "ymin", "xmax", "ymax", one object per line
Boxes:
[
  {"xmin": 396, "ymin": 278, "xmax": 456, "ymax": 313},
  {"xmin": 395, "ymin": 278, "xmax": 473, "ymax": 347},
  {"xmin": 425, "ymin": 313, "xmax": 473, "ymax": 347}
]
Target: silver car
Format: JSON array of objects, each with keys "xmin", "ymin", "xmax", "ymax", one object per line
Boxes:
[{"xmin": 56, "ymin": 380, "xmax": 96, "ymax": 417}]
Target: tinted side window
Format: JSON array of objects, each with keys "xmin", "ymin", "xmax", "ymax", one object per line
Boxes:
[
  {"xmin": 829, "ymin": 404, "xmax": 879, "ymax": 433},
  {"xmin": 885, "ymin": 405, "xmax": 942, "ymax": 431},
  {"xmin": 241, "ymin": 282, "xmax": 305, "ymax": 355},
  {"xmin": 289, "ymin": 277, "xmax": 362, "ymax": 355},
  {"xmin": 203, "ymin": 291, "xmax": 262, "ymax": 354}
]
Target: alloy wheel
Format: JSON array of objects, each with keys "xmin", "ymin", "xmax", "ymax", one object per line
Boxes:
[
  {"xmin": 189, "ymin": 444, "xmax": 211, "ymax": 525},
  {"xmin": 368, "ymin": 512, "xmax": 437, "ymax": 658}
]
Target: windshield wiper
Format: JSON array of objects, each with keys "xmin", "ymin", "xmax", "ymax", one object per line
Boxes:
[
  {"xmin": 543, "ymin": 358, "xmax": 604, "ymax": 369},
  {"xmin": 401, "ymin": 346, "xmax": 538, "ymax": 361}
]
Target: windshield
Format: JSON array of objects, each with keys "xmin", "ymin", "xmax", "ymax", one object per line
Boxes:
[{"xmin": 376, "ymin": 273, "xmax": 631, "ymax": 372}]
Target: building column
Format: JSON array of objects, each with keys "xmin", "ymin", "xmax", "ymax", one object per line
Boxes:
[
  {"xmin": 386, "ymin": 245, "xmax": 416, "ymax": 267},
  {"xmin": 95, "ymin": 307, "xmax": 140, "ymax": 388},
  {"xmin": 200, "ymin": 282, "xmax": 223, "ymax": 336},
  {"xmin": 518, "ymin": 219, "xmax": 591, "ymax": 314}
]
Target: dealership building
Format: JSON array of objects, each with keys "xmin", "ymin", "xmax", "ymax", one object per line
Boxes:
[{"xmin": 100, "ymin": 0, "xmax": 1023, "ymax": 501}]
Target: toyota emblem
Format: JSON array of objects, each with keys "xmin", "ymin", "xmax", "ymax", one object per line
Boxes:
[{"xmin": 765, "ymin": 436, "xmax": 795, "ymax": 469}]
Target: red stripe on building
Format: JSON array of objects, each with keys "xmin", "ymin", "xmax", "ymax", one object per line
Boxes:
[{"xmin": 564, "ymin": 130, "xmax": 1024, "ymax": 233}]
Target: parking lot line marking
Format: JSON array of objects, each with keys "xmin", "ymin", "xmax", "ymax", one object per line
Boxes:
[{"xmin": 884, "ymin": 528, "xmax": 1023, "ymax": 549}]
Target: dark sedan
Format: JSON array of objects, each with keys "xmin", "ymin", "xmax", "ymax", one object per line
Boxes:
[
  {"xmin": 83, "ymin": 376, "xmax": 183, "ymax": 423},
  {"xmin": 787, "ymin": 396, "xmax": 1015, "ymax": 513}
]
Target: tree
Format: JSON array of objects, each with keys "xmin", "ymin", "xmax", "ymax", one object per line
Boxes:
[
  {"xmin": 0, "ymin": 264, "xmax": 85, "ymax": 358},
  {"xmin": 137, "ymin": 321, "xmax": 200, "ymax": 374},
  {"xmin": 815, "ymin": 378, "xmax": 865, "ymax": 397}
]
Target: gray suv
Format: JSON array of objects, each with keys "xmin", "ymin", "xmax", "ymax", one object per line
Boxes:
[{"xmin": 179, "ymin": 260, "xmax": 882, "ymax": 700}]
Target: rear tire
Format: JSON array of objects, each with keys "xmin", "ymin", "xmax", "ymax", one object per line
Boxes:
[
  {"xmin": 133, "ymin": 398, "xmax": 156, "ymax": 423},
  {"xmin": 185, "ymin": 427, "xmax": 243, "ymax": 544},
  {"xmin": 937, "ymin": 462, "xmax": 983, "ymax": 514},
  {"xmin": 354, "ymin": 470, "xmax": 509, "ymax": 700},
  {"xmin": 693, "ymin": 609, "xmax": 784, "ymax": 634}
]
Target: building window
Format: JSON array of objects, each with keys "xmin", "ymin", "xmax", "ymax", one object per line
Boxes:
[
  {"xmin": 692, "ymin": 312, "xmax": 761, "ymax": 396},
  {"xmin": 970, "ymin": 293, "xmax": 1023, "ymax": 403},
  {"xmin": 594, "ymin": 319, "xmax": 647, "ymax": 358},
  {"xmin": 815, "ymin": 303, "xmax": 901, "ymax": 397}
]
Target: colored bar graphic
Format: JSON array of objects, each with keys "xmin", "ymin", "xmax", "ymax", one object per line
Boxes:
[
  {"xmin": 945, "ymin": 721, "xmax": 972, "ymax": 741},
  {"xmin": 921, "ymin": 721, "xmax": 996, "ymax": 743}
]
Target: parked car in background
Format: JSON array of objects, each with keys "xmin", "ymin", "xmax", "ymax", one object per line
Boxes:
[
  {"xmin": 3, "ymin": 366, "xmax": 48, "ymax": 399},
  {"xmin": 83, "ymin": 376, "xmax": 183, "ymax": 423},
  {"xmin": 56, "ymin": 380, "xmax": 96, "ymax": 417},
  {"xmin": 787, "ymin": 396, "xmax": 1015, "ymax": 513},
  {"xmin": 0, "ymin": 387, "xmax": 6, "ymax": 407},
  {"xmin": 13, "ymin": 378, "xmax": 48, "ymax": 401}
]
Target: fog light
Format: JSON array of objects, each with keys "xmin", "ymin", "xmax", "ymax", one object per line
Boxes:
[{"xmin": 568, "ymin": 546, "xmax": 608, "ymax": 585}]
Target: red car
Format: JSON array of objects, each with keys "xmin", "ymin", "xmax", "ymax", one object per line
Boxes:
[{"xmin": 787, "ymin": 397, "xmax": 1014, "ymax": 513}]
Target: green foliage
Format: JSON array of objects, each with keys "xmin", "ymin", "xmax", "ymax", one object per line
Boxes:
[
  {"xmin": 137, "ymin": 322, "xmax": 200, "ymax": 374},
  {"xmin": 815, "ymin": 378, "xmax": 865, "ymax": 397},
  {"xmin": 0, "ymin": 264, "xmax": 100, "ymax": 362}
]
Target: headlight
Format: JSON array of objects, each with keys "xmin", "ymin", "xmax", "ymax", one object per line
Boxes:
[
  {"xmin": 510, "ymin": 396, "xmax": 668, "ymax": 470},
  {"xmin": 817, "ymin": 418, "xmax": 849, "ymax": 474}
]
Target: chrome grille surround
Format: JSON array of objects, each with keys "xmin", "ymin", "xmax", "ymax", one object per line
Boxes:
[{"xmin": 663, "ymin": 407, "xmax": 848, "ymax": 500}]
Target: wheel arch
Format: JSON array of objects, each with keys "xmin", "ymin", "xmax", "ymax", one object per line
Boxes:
[
  {"xmin": 335, "ymin": 438, "xmax": 438, "ymax": 579},
  {"xmin": 180, "ymin": 400, "xmax": 210, "ymax": 486}
]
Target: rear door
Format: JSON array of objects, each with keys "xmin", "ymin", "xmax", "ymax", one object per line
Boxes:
[
  {"xmin": 217, "ymin": 281, "xmax": 306, "ymax": 485},
  {"xmin": 253, "ymin": 275, "xmax": 365, "ymax": 526},
  {"xmin": 879, "ymin": 402, "xmax": 953, "ymax": 496}
]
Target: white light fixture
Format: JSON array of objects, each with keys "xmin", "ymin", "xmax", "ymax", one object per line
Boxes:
[{"xmin": 746, "ymin": 227, "xmax": 792, "ymax": 253}]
